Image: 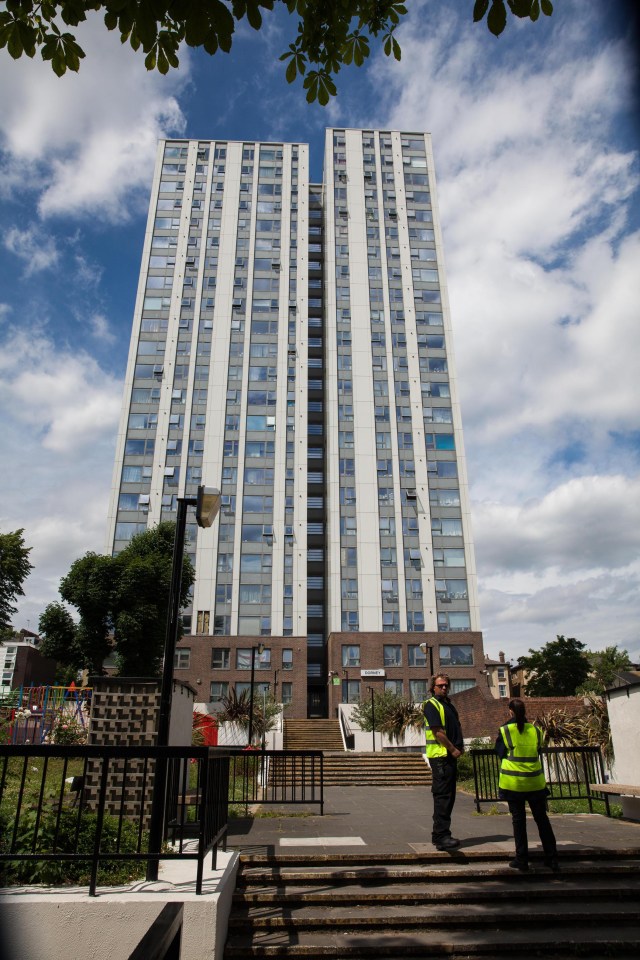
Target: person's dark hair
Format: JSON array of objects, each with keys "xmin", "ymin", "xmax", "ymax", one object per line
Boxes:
[
  {"xmin": 430, "ymin": 673, "xmax": 451, "ymax": 694},
  {"xmin": 509, "ymin": 697, "xmax": 527, "ymax": 733}
]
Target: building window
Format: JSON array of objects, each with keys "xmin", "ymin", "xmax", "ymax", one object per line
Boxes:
[
  {"xmin": 196, "ymin": 610, "xmax": 210, "ymax": 633},
  {"xmin": 174, "ymin": 648, "xmax": 190, "ymax": 669},
  {"xmin": 439, "ymin": 644, "xmax": 474, "ymax": 666},
  {"xmin": 282, "ymin": 682, "xmax": 293, "ymax": 705},
  {"xmin": 282, "ymin": 649, "xmax": 293, "ymax": 671},
  {"xmin": 236, "ymin": 647, "xmax": 271, "ymax": 670},
  {"xmin": 450, "ymin": 679, "xmax": 476, "ymax": 695},
  {"xmin": 408, "ymin": 645, "xmax": 427, "ymax": 668},
  {"xmin": 410, "ymin": 679, "xmax": 428, "ymax": 702},
  {"xmin": 342, "ymin": 679, "xmax": 361, "ymax": 703},
  {"xmin": 499, "ymin": 683, "xmax": 508, "ymax": 698},
  {"xmin": 211, "ymin": 648, "xmax": 230, "ymax": 669},
  {"xmin": 342, "ymin": 644, "xmax": 360, "ymax": 667},
  {"xmin": 210, "ymin": 681, "xmax": 228, "ymax": 703},
  {"xmin": 385, "ymin": 679, "xmax": 403, "ymax": 695},
  {"xmin": 383, "ymin": 645, "xmax": 402, "ymax": 667}
]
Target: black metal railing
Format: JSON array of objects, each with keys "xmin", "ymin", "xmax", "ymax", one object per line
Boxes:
[
  {"xmin": 0, "ymin": 744, "xmax": 229, "ymax": 896},
  {"xmin": 220, "ymin": 748, "xmax": 324, "ymax": 814},
  {"xmin": 471, "ymin": 746, "xmax": 611, "ymax": 815}
]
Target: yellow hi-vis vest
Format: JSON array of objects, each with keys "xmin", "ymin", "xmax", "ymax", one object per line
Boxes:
[
  {"xmin": 498, "ymin": 722, "xmax": 546, "ymax": 792},
  {"xmin": 423, "ymin": 697, "xmax": 448, "ymax": 758}
]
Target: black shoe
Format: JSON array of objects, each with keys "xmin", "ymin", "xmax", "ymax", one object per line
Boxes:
[
  {"xmin": 435, "ymin": 837, "xmax": 461, "ymax": 851},
  {"xmin": 544, "ymin": 858, "xmax": 560, "ymax": 872},
  {"xmin": 508, "ymin": 859, "xmax": 529, "ymax": 872}
]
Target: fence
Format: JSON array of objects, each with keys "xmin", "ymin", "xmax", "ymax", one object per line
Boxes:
[
  {"xmin": 0, "ymin": 744, "xmax": 229, "ymax": 896},
  {"xmin": 223, "ymin": 748, "xmax": 324, "ymax": 814},
  {"xmin": 471, "ymin": 746, "xmax": 611, "ymax": 815}
]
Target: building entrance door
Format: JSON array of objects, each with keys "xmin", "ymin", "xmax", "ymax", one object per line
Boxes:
[{"xmin": 307, "ymin": 687, "xmax": 325, "ymax": 718}]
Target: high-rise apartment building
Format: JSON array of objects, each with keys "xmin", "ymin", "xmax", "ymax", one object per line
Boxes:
[{"xmin": 106, "ymin": 129, "xmax": 484, "ymax": 718}]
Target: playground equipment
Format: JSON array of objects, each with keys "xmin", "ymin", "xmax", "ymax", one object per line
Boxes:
[{"xmin": 5, "ymin": 684, "xmax": 92, "ymax": 744}]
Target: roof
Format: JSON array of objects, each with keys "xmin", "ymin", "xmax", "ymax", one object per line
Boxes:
[{"xmin": 605, "ymin": 670, "xmax": 640, "ymax": 694}]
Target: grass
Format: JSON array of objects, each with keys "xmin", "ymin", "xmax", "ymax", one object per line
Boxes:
[{"xmin": 458, "ymin": 778, "xmax": 622, "ymax": 817}]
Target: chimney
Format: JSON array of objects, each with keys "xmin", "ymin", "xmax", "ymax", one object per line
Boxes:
[{"xmin": 499, "ymin": 651, "xmax": 505, "ymax": 663}]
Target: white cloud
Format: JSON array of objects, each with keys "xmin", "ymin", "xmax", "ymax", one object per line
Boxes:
[
  {"xmin": 474, "ymin": 475, "xmax": 640, "ymax": 574},
  {"xmin": 3, "ymin": 224, "xmax": 59, "ymax": 275},
  {"xmin": 0, "ymin": 16, "xmax": 188, "ymax": 222},
  {"xmin": 356, "ymin": 2, "xmax": 640, "ymax": 658},
  {"xmin": 0, "ymin": 325, "xmax": 122, "ymax": 630},
  {"xmin": 88, "ymin": 313, "xmax": 116, "ymax": 343}
]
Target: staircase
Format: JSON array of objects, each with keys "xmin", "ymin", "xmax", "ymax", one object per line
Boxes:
[
  {"xmin": 225, "ymin": 850, "xmax": 640, "ymax": 958},
  {"xmin": 284, "ymin": 719, "xmax": 344, "ymax": 751},
  {"xmin": 322, "ymin": 753, "xmax": 431, "ymax": 786}
]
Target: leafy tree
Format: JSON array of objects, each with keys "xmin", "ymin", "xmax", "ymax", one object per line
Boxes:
[
  {"xmin": 38, "ymin": 523, "xmax": 193, "ymax": 677},
  {"xmin": 0, "ymin": 529, "xmax": 33, "ymax": 634},
  {"xmin": 0, "ymin": 1, "xmax": 553, "ymax": 101},
  {"xmin": 577, "ymin": 646, "xmax": 634, "ymax": 694},
  {"xmin": 110, "ymin": 521, "xmax": 194, "ymax": 675},
  {"xmin": 38, "ymin": 601, "xmax": 84, "ymax": 673},
  {"xmin": 518, "ymin": 635, "xmax": 590, "ymax": 697},
  {"xmin": 351, "ymin": 689, "xmax": 422, "ymax": 743}
]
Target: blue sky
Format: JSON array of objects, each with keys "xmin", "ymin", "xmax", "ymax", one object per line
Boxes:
[{"xmin": 1, "ymin": 0, "xmax": 639, "ymax": 662}]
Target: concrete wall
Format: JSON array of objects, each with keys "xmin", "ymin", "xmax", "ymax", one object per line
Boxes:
[
  {"xmin": 0, "ymin": 851, "xmax": 238, "ymax": 960},
  {"xmin": 607, "ymin": 684, "xmax": 640, "ymax": 820},
  {"xmin": 339, "ymin": 703, "xmax": 424, "ymax": 752}
]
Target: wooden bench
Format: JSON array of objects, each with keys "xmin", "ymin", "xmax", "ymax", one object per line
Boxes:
[{"xmin": 589, "ymin": 783, "xmax": 640, "ymax": 798}]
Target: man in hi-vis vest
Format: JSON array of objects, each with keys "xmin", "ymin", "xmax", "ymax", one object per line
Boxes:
[{"xmin": 423, "ymin": 673, "xmax": 464, "ymax": 850}]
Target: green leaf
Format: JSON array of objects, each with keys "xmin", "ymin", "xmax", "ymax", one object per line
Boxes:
[
  {"xmin": 104, "ymin": 11, "xmax": 118, "ymax": 30},
  {"xmin": 541, "ymin": 0, "xmax": 553, "ymax": 15},
  {"xmin": 530, "ymin": 0, "xmax": 540, "ymax": 22},
  {"xmin": 6, "ymin": 23, "xmax": 24, "ymax": 60},
  {"xmin": 392, "ymin": 37, "xmax": 401, "ymax": 61},
  {"xmin": 144, "ymin": 46, "xmax": 156, "ymax": 69},
  {"xmin": 157, "ymin": 47, "xmax": 168, "ymax": 74},
  {"xmin": 487, "ymin": 0, "xmax": 507, "ymax": 36},
  {"xmin": 473, "ymin": 0, "xmax": 490, "ymax": 22},
  {"xmin": 383, "ymin": 35, "xmax": 391, "ymax": 56},
  {"xmin": 51, "ymin": 50, "xmax": 67, "ymax": 76},
  {"xmin": 184, "ymin": 3, "xmax": 209, "ymax": 47},
  {"xmin": 285, "ymin": 55, "xmax": 296, "ymax": 83}
]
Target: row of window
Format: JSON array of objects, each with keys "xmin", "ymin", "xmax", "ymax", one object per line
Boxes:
[
  {"xmin": 341, "ymin": 643, "xmax": 474, "ymax": 668},
  {"xmin": 174, "ymin": 647, "xmax": 293, "ymax": 671}
]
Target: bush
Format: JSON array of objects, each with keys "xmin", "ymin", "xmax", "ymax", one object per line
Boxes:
[
  {"xmin": 46, "ymin": 716, "xmax": 87, "ymax": 745},
  {"xmin": 0, "ymin": 806, "xmax": 146, "ymax": 887},
  {"xmin": 457, "ymin": 737, "xmax": 492, "ymax": 781}
]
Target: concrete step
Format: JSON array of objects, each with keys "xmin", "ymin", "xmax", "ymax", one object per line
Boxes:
[{"xmin": 224, "ymin": 851, "xmax": 640, "ymax": 959}]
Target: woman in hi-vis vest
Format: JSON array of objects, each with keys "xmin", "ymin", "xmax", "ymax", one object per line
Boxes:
[{"xmin": 495, "ymin": 698, "xmax": 559, "ymax": 872}]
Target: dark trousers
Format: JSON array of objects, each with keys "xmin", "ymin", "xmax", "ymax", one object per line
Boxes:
[
  {"xmin": 429, "ymin": 755, "xmax": 457, "ymax": 842},
  {"xmin": 507, "ymin": 793, "xmax": 557, "ymax": 864}
]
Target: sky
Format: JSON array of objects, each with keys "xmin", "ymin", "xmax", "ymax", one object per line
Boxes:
[{"xmin": 0, "ymin": 0, "xmax": 639, "ymax": 663}]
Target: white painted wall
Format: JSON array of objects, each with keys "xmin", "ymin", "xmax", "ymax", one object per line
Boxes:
[
  {"xmin": 0, "ymin": 850, "xmax": 238, "ymax": 960},
  {"xmin": 339, "ymin": 702, "xmax": 425, "ymax": 752},
  {"xmin": 607, "ymin": 684, "xmax": 640, "ymax": 820}
]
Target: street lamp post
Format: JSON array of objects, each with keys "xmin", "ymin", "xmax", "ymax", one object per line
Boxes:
[
  {"xmin": 367, "ymin": 685, "xmax": 376, "ymax": 753},
  {"xmin": 147, "ymin": 485, "xmax": 220, "ymax": 883},
  {"xmin": 419, "ymin": 642, "xmax": 434, "ymax": 679},
  {"xmin": 247, "ymin": 643, "xmax": 265, "ymax": 746}
]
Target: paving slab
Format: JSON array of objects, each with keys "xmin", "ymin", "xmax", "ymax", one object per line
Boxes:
[{"xmin": 226, "ymin": 785, "xmax": 640, "ymax": 859}]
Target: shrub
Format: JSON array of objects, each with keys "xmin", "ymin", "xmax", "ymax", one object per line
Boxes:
[
  {"xmin": 47, "ymin": 716, "xmax": 88, "ymax": 745},
  {"xmin": 0, "ymin": 806, "xmax": 146, "ymax": 887}
]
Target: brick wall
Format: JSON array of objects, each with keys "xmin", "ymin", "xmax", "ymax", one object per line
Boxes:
[
  {"xmin": 173, "ymin": 635, "xmax": 308, "ymax": 718},
  {"xmin": 450, "ymin": 684, "xmax": 587, "ymax": 740},
  {"xmin": 84, "ymin": 677, "xmax": 194, "ymax": 824},
  {"xmin": 327, "ymin": 631, "xmax": 486, "ymax": 716}
]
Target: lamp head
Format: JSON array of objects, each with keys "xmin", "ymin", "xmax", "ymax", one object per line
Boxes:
[{"xmin": 196, "ymin": 486, "xmax": 221, "ymax": 528}]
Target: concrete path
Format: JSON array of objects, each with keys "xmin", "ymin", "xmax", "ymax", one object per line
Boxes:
[{"xmin": 226, "ymin": 786, "xmax": 640, "ymax": 858}]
